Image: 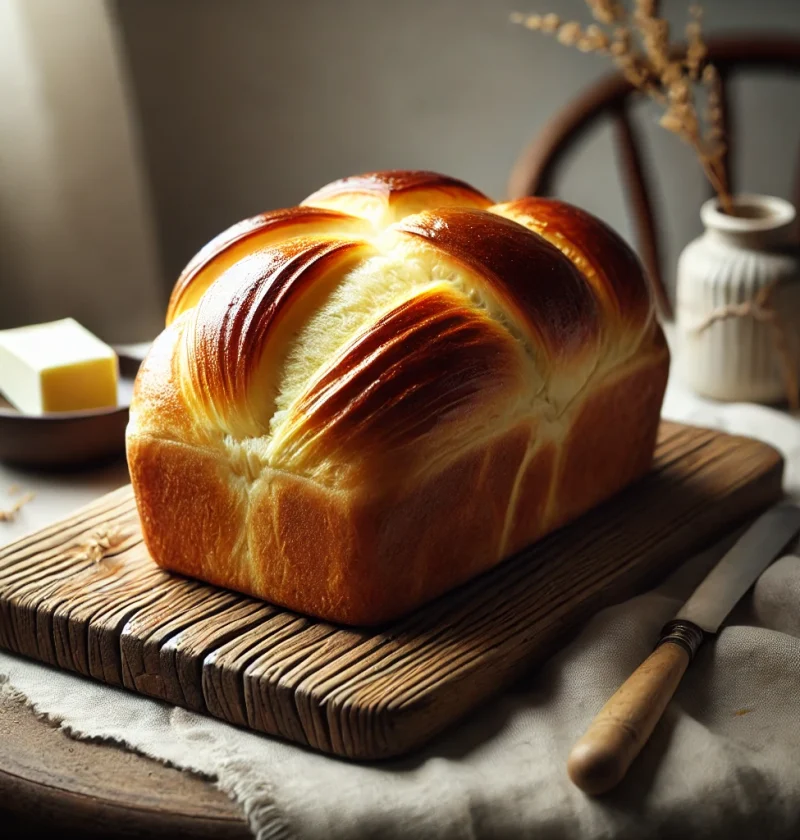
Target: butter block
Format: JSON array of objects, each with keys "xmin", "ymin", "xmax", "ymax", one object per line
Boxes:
[{"xmin": 0, "ymin": 318, "xmax": 118, "ymax": 414}]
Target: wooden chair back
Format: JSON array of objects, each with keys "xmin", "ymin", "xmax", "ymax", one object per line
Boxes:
[{"xmin": 507, "ymin": 36, "xmax": 800, "ymax": 320}]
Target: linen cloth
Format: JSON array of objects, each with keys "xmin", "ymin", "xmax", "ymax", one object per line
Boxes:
[{"xmin": 1, "ymin": 383, "xmax": 799, "ymax": 840}]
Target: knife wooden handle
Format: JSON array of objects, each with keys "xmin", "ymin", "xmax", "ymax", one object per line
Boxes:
[{"xmin": 567, "ymin": 620, "xmax": 704, "ymax": 796}]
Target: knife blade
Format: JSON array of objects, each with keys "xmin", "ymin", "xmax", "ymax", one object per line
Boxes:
[
  {"xmin": 567, "ymin": 502, "xmax": 800, "ymax": 796},
  {"xmin": 676, "ymin": 503, "xmax": 800, "ymax": 632}
]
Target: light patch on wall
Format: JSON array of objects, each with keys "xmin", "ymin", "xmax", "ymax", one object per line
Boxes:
[{"xmin": 0, "ymin": 0, "xmax": 165, "ymax": 342}]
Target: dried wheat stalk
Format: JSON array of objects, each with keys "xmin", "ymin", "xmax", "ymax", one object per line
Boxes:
[
  {"xmin": 511, "ymin": 0, "xmax": 734, "ymax": 214},
  {"xmin": 0, "ymin": 487, "xmax": 35, "ymax": 523},
  {"xmin": 73, "ymin": 527, "xmax": 128, "ymax": 564}
]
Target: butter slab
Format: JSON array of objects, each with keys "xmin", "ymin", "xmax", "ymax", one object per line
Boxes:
[{"xmin": 0, "ymin": 318, "xmax": 118, "ymax": 414}]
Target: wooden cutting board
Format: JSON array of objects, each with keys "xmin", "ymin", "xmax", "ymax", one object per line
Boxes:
[{"xmin": 0, "ymin": 422, "xmax": 783, "ymax": 760}]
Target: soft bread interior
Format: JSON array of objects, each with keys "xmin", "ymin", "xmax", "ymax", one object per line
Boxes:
[{"xmin": 268, "ymin": 231, "xmax": 545, "ymax": 444}]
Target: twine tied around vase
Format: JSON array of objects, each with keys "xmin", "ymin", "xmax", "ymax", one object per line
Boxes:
[{"xmin": 691, "ymin": 277, "xmax": 799, "ymax": 411}]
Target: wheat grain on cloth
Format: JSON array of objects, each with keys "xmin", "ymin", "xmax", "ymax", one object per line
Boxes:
[{"xmin": 1, "ymin": 382, "xmax": 799, "ymax": 840}]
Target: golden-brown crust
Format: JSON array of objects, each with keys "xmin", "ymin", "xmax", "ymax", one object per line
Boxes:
[
  {"xmin": 504, "ymin": 438, "xmax": 556, "ymax": 556},
  {"xmin": 128, "ymin": 436, "xmax": 251, "ymax": 594},
  {"xmin": 547, "ymin": 346, "xmax": 669, "ymax": 531},
  {"xmin": 302, "ymin": 170, "xmax": 492, "ymax": 226},
  {"xmin": 131, "ymin": 424, "xmax": 534, "ymax": 626},
  {"xmin": 128, "ymin": 316, "xmax": 196, "ymax": 443},
  {"xmin": 396, "ymin": 208, "xmax": 602, "ymax": 363},
  {"xmin": 492, "ymin": 199, "xmax": 650, "ymax": 316},
  {"xmin": 166, "ymin": 207, "xmax": 371, "ymax": 325},
  {"xmin": 180, "ymin": 237, "xmax": 374, "ymax": 438},
  {"xmin": 129, "ymin": 345, "xmax": 667, "ymax": 626},
  {"xmin": 127, "ymin": 169, "xmax": 670, "ymax": 626},
  {"xmin": 282, "ymin": 285, "xmax": 525, "ymax": 473}
]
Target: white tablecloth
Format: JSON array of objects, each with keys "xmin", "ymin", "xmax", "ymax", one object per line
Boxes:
[{"xmin": 1, "ymin": 381, "xmax": 799, "ymax": 840}]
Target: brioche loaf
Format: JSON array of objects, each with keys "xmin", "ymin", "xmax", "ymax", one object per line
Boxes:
[{"xmin": 127, "ymin": 171, "xmax": 669, "ymax": 625}]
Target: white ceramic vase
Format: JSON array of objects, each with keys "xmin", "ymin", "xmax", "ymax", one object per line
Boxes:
[{"xmin": 675, "ymin": 194, "xmax": 800, "ymax": 404}]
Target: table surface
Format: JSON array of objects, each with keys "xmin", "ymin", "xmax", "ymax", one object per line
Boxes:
[
  {"xmin": 0, "ymin": 454, "xmax": 252, "ymax": 838},
  {"xmin": 0, "ymin": 369, "xmax": 796, "ymax": 838},
  {"xmin": 0, "ymin": 687, "xmax": 250, "ymax": 839}
]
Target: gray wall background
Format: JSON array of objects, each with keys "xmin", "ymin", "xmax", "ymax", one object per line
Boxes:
[
  {"xmin": 113, "ymin": 0, "xmax": 800, "ymax": 315},
  {"xmin": 3, "ymin": 0, "xmax": 800, "ymax": 340}
]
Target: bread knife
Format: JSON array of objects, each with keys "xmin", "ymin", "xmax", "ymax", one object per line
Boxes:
[{"xmin": 567, "ymin": 502, "xmax": 800, "ymax": 796}]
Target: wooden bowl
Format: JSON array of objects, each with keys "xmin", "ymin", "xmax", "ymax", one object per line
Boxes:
[{"xmin": 0, "ymin": 351, "xmax": 143, "ymax": 469}]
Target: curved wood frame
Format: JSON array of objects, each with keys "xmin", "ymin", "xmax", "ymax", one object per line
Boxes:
[{"xmin": 508, "ymin": 35, "xmax": 800, "ymax": 321}]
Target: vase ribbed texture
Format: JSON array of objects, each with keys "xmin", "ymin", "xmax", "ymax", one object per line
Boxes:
[{"xmin": 676, "ymin": 194, "xmax": 800, "ymax": 404}]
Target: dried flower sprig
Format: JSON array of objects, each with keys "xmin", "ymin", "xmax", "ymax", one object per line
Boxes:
[
  {"xmin": 685, "ymin": 5, "xmax": 707, "ymax": 80},
  {"xmin": 587, "ymin": 0, "xmax": 627, "ymax": 25},
  {"xmin": 511, "ymin": 1, "xmax": 735, "ymax": 215},
  {"xmin": 513, "ymin": 2, "xmax": 797, "ymax": 406}
]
